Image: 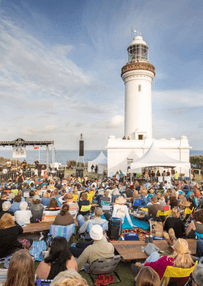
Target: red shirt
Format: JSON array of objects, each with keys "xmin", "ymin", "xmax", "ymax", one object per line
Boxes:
[{"xmin": 144, "ymin": 255, "xmax": 174, "ymax": 279}]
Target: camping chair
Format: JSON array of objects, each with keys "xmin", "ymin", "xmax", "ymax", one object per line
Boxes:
[
  {"xmin": 160, "ymin": 260, "xmax": 198, "ymax": 286},
  {"xmin": 140, "ymin": 207, "xmax": 148, "ymax": 214},
  {"xmin": 182, "ymin": 207, "xmax": 194, "ymax": 223},
  {"xmin": 80, "ymin": 204, "xmax": 92, "ymax": 213},
  {"xmin": 72, "ymin": 194, "xmax": 78, "ymax": 202},
  {"xmin": 80, "ymin": 220, "xmax": 108, "ymax": 241},
  {"xmin": 86, "ymin": 255, "xmax": 122, "ymax": 284},
  {"xmin": 157, "ymin": 210, "xmax": 172, "ymax": 219},
  {"xmin": 87, "ymin": 193, "xmax": 94, "ymax": 203},
  {"xmin": 132, "ymin": 199, "xmax": 142, "ymax": 210},
  {"xmin": 35, "ymin": 279, "xmax": 53, "ymax": 286},
  {"xmin": 49, "ymin": 223, "xmax": 76, "ymax": 242},
  {"xmin": 100, "ymin": 200, "xmax": 111, "ymax": 211},
  {"xmin": 0, "ymin": 268, "xmax": 7, "ymax": 284}
]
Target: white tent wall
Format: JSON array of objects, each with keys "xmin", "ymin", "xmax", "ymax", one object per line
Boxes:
[
  {"xmin": 130, "ymin": 142, "xmax": 191, "ymax": 177},
  {"xmin": 87, "ymin": 151, "xmax": 107, "ymax": 174}
]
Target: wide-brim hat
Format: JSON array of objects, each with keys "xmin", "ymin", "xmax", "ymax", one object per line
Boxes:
[
  {"xmin": 172, "ymin": 238, "xmax": 191, "ymax": 254},
  {"xmin": 66, "ymin": 193, "xmax": 73, "ymax": 199},
  {"xmin": 115, "ymin": 196, "xmax": 127, "ymax": 205},
  {"xmin": 90, "ymin": 225, "xmax": 103, "ymax": 240},
  {"xmin": 179, "ymin": 200, "xmax": 191, "ymax": 207}
]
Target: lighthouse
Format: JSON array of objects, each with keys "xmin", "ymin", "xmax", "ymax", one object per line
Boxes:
[
  {"xmin": 121, "ymin": 34, "xmax": 155, "ymax": 140},
  {"xmin": 106, "ymin": 32, "xmax": 191, "ymax": 178}
]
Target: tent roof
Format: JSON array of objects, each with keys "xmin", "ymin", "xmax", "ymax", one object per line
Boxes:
[
  {"xmin": 88, "ymin": 151, "xmax": 107, "ymax": 165},
  {"xmin": 131, "ymin": 141, "xmax": 190, "ymax": 171}
]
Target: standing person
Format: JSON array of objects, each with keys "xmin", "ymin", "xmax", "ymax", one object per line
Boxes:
[
  {"xmin": 16, "ymin": 173, "xmax": 24, "ymax": 190},
  {"xmin": 5, "ymin": 249, "xmax": 35, "ymax": 286},
  {"xmin": 91, "ymin": 164, "xmax": 94, "ymax": 172},
  {"xmin": 95, "ymin": 165, "xmax": 98, "ymax": 173}
]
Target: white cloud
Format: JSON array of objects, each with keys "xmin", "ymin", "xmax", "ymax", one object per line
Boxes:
[
  {"xmin": 108, "ymin": 115, "xmax": 124, "ymax": 128},
  {"xmin": 21, "ymin": 125, "xmax": 58, "ymax": 136}
]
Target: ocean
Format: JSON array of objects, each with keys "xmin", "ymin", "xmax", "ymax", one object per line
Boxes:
[
  {"xmin": 0, "ymin": 149, "xmax": 202, "ymax": 166},
  {"xmin": 0, "ymin": 149, "xmax": 107, "ymax": 165}
]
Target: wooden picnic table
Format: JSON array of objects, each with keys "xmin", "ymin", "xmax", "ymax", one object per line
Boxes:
[
  {"xmin": 111, "ymin": 239, "xmax": 197, "ymax": 261},
  {"xmin": 23, "ymin": 221, "xmax": 53, "ymax": 233},
  {"xmin": 22, "ymin": 219, "xmax": 78, "ymax": 234}
]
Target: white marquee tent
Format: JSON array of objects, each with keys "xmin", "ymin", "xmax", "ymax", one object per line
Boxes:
[
  {"xmin": 88, "ymin": 151, "xmax": 107, "ymax": 174},
  {"xmin": 130, "ymin": 141, "xmax": 190, "ymax": 173}
]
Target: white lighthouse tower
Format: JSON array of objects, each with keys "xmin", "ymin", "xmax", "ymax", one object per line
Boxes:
[
  {"xmin": 106, "ymin": 32, "xmax": 191, "ymax": 178},
  {"xmin": 122, "ymin": 34, "xmax": 155, "ymax": 139}
]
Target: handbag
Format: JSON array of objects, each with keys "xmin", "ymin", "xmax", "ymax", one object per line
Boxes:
[{"xmin": 149, "ymin": 218, "xmax": 163, "ymax": 237}]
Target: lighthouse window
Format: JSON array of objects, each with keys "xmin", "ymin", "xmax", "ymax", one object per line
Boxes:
[
  {"xmin": 138, "ymin": 85, "xmax": 141, "ymax": 92},
  {"xmin": 138, "ymin": 135, "xmax": 143, "ymax": 140}
]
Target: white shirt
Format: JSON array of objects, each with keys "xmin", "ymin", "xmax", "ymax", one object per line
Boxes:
[
  {"xmin": 112, "ymin": 204, "xmax": 134, "ymax": 226},
  {"xmin": 15, "ymin": 210, "xmax": 32, "ymax": 224}
]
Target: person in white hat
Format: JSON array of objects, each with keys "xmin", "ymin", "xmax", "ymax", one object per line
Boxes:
[{"xmin": 77, "ymin": 225, "xmax": 114, "ymax": 271}]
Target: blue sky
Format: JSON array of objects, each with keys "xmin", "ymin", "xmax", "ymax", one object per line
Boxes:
[{"xmin": 0, "ymin": 0, "xmax": 202, "ymax": 150}]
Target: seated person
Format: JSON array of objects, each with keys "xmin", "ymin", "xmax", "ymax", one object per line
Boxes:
[
  {"xmin": 0, "ymin": 201, "xmax": 14, "ymax": 219},
  {"xmin": 5, "ymin": 249, "xmax": 35, "ymax": 286},
  {"xmin": 78, "ymin": 207, "xmax": 107, "ymax": 234},
  {"xmin": 148, "ymin": 196, "xmax": 164, "ymax": 218},
  {"xmin": 112, "ymin": 196, "xmax": 135, "ymax": 227},
  {"xmin": 164, "ymin": 207, "xmax": 185, "ymax": 239},
  {"xmin": 41, "ymin": 191, "xmax": 51, "ymax": 207},
  {"xmin": 10, "ymin": 195, "xmax": 23, "ymax": 213},
  {"xmin": 99, "ymin": 191, "xmax": 110, "ymax": 206},
  {"xmin": 50, "ymin": 270, "xmax": 88, "ymax": 286},
  {"xmin": 77, "ymin": 193, "xmax": 91, "ymax": 228},
  {"xmin": 53, "ymin": 204, "xmax": 74, "ymax": 226},
  {"xmin": 15, "ymin": 202, "xmax": 32, "ymax": 225},
  {"xmin": 190, "ymin": 263, "xmax": 203, "ymax": 286},
  {"xmin": 135, "ymin": 266, "xmax": 160, "ymax": 286},
  {"xmin": 0, "ymin": 213, "xmax": 23, "ymax": 258},
  {"xmin": 36, "ymin": 236, "xmax": 77, "ymax": 280},
  {"xmin": 63, "ymin": 193, "xmax": 79, "ymax": 219},
  {"xmin": 140, "ymin": 188, "xmax": 151, "ymax": 205},
  {"xmin": 132, "ymin": 238, "xmax": 194, "ymax": 283},
  {"xmin": 25, "ymin": 190, "xmax": 35, "ymax": 206},
  {"xmin": 186, "ymin": 209, "xmax": 203, "ymax": 238},
  {"xmin": 77, "ymin": 225, "xmax": 114, "ymax": 271},
  {"xmin": 30, "ymin": 195, "xmax": 44, "ymax": 223},
  {"xmin": 44, "ymin": 198, "xmax": 60, "ymax": 216},
  {"xmin": 0, "ymin": 192, "xmax": 9, "ymax": 212}
]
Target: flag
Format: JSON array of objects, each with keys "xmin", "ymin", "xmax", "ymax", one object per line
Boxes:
[{"xmin": 34, "ymin": 146, "xmax": 39, "ymax": 150}]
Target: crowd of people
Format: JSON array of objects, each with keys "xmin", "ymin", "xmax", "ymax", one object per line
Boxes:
[{"xmin": 0, "ymin": 168, "xmax": 203, "ymax": 285}]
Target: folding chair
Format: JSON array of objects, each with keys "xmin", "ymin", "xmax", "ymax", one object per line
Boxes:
[
  {"xmin": 160, "ymin": 260, "xmax": 198, "ymax": 286},
  {"xmin": 100, "ymin": 200, "xmax": 111, "ymax": 211},
  {"xmin": 49, "ymin": 223, "xmax": 76, "ymax": 242},
  {"xmin": 86, "ymin": 255, "xmax": 122, "ymax": 284},
  {"xmin": 80, "ymin": 220, "xmax": 108, "ymax": 241},
  {"xmin": 157, "ymin": 210, "xmax": 172, "ymax": 219},
  {"xmin": 72, "ymin": 194, "xmax": 78, "ymax": 202}
]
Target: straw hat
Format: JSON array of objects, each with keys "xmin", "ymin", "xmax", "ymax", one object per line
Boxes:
[
  {"xmin": 173, "ymin": 238, "xmax": 191, "ymax": 254},
  {"xmin": 115, "ymin": 196, "xmax": 127, "ymax": 205},
  {"xmin": 179, "ymin": 199, "xmax": 191, "ymax": 208},
  {"xmin": 90, "ymin": 225, "xmax": 103, "ymax": 240}
]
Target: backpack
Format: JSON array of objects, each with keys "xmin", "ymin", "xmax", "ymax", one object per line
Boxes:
[{"xmin": 107, "ymin": 217, "xmax": 122, "ymax": 240}]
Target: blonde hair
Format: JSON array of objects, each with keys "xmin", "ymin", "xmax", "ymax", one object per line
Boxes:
[
  {"xmin": 135, "ymin": 266, "xmax": 160, "ymax": 286},
  {"xmin": 43, "ymin": 192, "xmax": 51, "ymax": 198},
  {"xmin": 0, "ymin": 213, "xmax": 15, "ymax": 229},
  {"xmin": 171, "ymin": 239, "xmax": 194, "ymax": 269},
  {"xmin": 50, "ymin": 270, "xmax": 88, "ymax": 286}
]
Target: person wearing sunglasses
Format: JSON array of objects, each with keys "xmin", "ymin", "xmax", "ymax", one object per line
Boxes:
[{"xmin": 186, "ymin": 264, "xmax": 203, "ymax": 286}]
